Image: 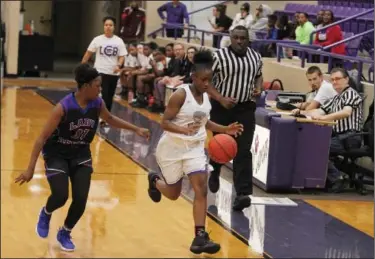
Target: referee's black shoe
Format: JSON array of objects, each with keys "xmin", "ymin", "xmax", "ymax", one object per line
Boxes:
[
  {"xmin": 232, "ymin": 195, "xmax": 251, "ymax": 211},
  {"xmin": 147, "ymin": 172, "xmax": 162, "ymax": 203},
  {"xmin": 190, "ymin": 232, "xmax": 221, "ymax": 254}
]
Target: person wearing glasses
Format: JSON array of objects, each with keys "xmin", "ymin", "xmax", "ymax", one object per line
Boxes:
[{"xmin": 293, "ymin": 68, "xmax": 363, "ymax": 193}]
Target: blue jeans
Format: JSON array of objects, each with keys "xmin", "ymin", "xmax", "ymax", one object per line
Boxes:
[{"xmin": 328, "ymin": 132, "xmax": 362, "ymax": 182}]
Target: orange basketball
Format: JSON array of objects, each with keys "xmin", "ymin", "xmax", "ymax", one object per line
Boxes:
[{"xmin": 208, "ymin": 134, "xmax": 237, "ymax": 164}]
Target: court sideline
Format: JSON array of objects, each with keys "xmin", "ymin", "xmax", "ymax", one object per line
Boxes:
[
  {"xmin": 1, "ymin": 81, "xmax": 374, "ymax": 258},
  {"xmin": 1, "ymin": 87, "xmax": 262, "ymax": 258}
]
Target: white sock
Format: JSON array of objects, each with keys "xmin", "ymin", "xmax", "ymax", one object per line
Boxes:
[
  {"xmin": 63, "ymin": 225, "xmax": 72, "ymax": 232},
  {"xmin": 44, "ymin": 207, "xmax": 52, "ymax": 215}
]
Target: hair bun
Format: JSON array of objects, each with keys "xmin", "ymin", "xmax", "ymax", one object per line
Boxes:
[{"xmin": 193, "ymin": 49, "xmax": 213, "ymax": 65}]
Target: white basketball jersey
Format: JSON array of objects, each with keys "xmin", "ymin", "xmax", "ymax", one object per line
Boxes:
[{"xmin": 166, "ymin": 84, "xmax": 211, "ymax": 141}]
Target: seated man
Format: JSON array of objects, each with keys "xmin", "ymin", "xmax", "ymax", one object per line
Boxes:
[
  {"xmin": 292, "ymin": 66, "xmax": 337, "ymax": 112},
  {"xmin": 295, "ymin": 68, "xmax": 363, "ymax": 192},
  {"xmin": 151, "ymin": 43, "xmax": 192, "ymax": 111}
]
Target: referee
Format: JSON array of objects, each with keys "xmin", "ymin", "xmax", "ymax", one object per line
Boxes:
[
  {"xmin": 207, "ymin": 25, "xmax": 263, "ymax": 211},
  {"xmin": 295, "ymin": 67, "xmax": 363, "ymax": 192}
]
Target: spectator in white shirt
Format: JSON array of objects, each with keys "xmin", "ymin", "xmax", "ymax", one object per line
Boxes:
[
  {"xmin": 81, "ymin": 16, "xmax": 127, "ymax": 116},
  {"xmin": 249, "ymin": 4, "xmax": 273, "ymax": 40},
  {"xmin": 131, "ymin": 42, "xmax": 159, "ymax": 108},
  {"xmin": 292, "ymin": 66, "xmax": 337, "ymax": 112},
  {"xmin": 119, "ymin": 43, "xmax": 141, "ymax": 96},
  {"xmin": 229, "ymin": 3, "xmax": 253, "ymax": 31},
  {"xmin": 220, "ymin": 3, "xmax": 253, "ymax": 48},
  {"xmin": 137, "ymin": 44, "xmax": 144, "ymax": 55}
]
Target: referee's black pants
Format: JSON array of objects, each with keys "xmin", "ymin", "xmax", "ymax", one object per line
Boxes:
[
  {"xmin": 100, "ymin": 73, "xmax": 119, "ymax": 112},
  {"xmin": 209, "ymin": 99, "xmax": 256, "ymax": 195}
]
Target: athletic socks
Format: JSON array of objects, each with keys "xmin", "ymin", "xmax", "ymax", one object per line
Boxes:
[
  {"xmin": 195, "ymin": 226, "xmax": 205, "ymax": 237},
  {"xmin": 44, "ymin": 207, "xmax": 52, "ymax": 215}
]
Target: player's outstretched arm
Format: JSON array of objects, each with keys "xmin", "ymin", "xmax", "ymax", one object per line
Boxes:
[
  {"xmin": 99, "ymin": 99, "xmax": 150, "ymax": 139},
  {"xmin": 161, "ymin": 89, "xmax": 198, "ymax": 136},
  {"xmin": 15, "ymin": 104, "xmax": 64, "ymax": 185},
  {"xmin": 206, "ymin": 120, "xmax": 243, "ymax": 137}
]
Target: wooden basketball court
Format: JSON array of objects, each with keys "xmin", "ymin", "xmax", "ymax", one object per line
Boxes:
[{"xmin": 1, "ymin": 79, "xmax": 373, "ymax": 258}]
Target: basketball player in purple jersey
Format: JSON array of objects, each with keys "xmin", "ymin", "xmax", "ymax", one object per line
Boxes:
[{"xmin": 15, "ymin": 63, "xmax": 150, "ymax": 252}]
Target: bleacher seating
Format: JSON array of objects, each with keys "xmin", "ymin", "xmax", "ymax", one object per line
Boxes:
[
  {"xmin": 341, "ymin": 32, "xmax": 363, "ymax": 70},
  {"xmin": 274, "ymin": 2, "xmax": 374, "ymax": 56},
  {"xmin": 344, "ymin": 32, "xmax": 363, "ymax": 57},
  {"xmin": 274, "ymin": 3, "xmax": 374, "ymax": 35},
  {"xmin": 149, "ymin": 0, "xmax": 373, "ymax": 83},
  {"xmin": 318, "ymin": 0, "xmax": 374, "ymax": 9}
]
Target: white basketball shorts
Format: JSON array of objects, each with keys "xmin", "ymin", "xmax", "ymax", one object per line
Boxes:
[{"xmin": 155, "ymin": 134, "xmax": 208, "ymax": 185}]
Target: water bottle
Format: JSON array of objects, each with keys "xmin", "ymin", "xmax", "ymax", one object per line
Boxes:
[
  {"xmin": 30, "ymin": 20, "xmax": 34, "ymax": 35},
  {"xmin": 256, "ymin": 91, "xmax": 267, "ymax": 108}
]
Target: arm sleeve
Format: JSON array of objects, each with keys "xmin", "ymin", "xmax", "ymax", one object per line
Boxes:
[
  {"xmin": 244, "ymin": 15, "xmax": 254, "ymax": 29},
  {"xmin": 212, "ymin": 52, "xmax": 220, "ymax": 73},
  {"xmin": 302, "ymin": 24, "xmax": 315, "ymax": 44},
  {"xmin": 229, "ymin": 14, "xmax": 241, "ymax": 31},
  {"xmin": 157, "ymin": 3, "xmax": 167, "ymax": 20},
  {"xmin": 255, "ymin": 58, "xmax": 263, "ymax": 78},
  {"xmin": 314, "ymin": 84, "xmax": 334, "ymax": 105},
  {"xmin": 118, "ymin": 40, "xmax": 127, "ymax": 56},
  {"xmin": 320, "ymin": 97, "xmax": 334, "ymax": 114},
  {"xmin": 212, "ymin": 52, "xmax": 220, "ymax": 87},
  {"xmin": 182, "ymin": 5, "xmax": 189, "ymax": 24},
  {"xmin": 343, "ymin": 91, "xmax": 363, "ymax": 108},
  {"xmin": 314, "ymin": 31, "xmax": 319, "ymax": 44},
  {"xmin": 87, "ymin": 37, "xmax": 98, "ymax": 52}
]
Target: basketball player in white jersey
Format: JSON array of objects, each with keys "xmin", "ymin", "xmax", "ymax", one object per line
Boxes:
[{"xmin": 147, "ymin": 50, "xmax": 243, "ymax": 254}]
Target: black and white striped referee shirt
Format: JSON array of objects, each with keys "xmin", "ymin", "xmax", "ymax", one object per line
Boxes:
[
  {"xmin": 212, "ymin": 46, "xmax": 263, "ymax": 103},
  {"xmin": 321, "ymin": 87, "xmax": 363, "ymax": 133}
]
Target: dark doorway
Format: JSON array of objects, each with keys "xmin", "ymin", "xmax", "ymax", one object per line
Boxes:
[
  {"xmin": 51, "ymin": 0, "xmax": 83, "ymax": 76},
  {"xmin": 52, "ymin": 0, "xmax": 83, "ymax": 59}
]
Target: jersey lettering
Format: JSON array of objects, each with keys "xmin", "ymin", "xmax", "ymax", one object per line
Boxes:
[
  {"xmin": 71, "ymin": 129, "xmax": 91, "ymax": 140},
  {"xmin": 99, "ymin": 45, "xmax": 119, "ymax": 57}
]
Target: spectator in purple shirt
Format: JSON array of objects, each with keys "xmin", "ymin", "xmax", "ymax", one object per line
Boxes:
[{"xmin": 157, "ymin": 0, "xmax": 189, "ymax": 38}]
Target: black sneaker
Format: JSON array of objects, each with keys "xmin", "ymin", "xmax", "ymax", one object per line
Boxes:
[
  {"xmin": 148, "ymin": 172, "xmax": 162, "ymax": 203},
  {"xmin": 208, "ymin": 171, "xmax": 220, "ymax": 193},
  {"xmin": 131, "ymin": 100, "xmax": 147, "ymax": 108},
  {"xmin": 328, "ymin": 179, "xmax": 346, "ymax": 193},
  {"xmin": 147, "ymin": 104, "xmax": 165, "ymax": 113},
  {"xmin": 232, "ymin": 195, "xmax": 251, "ymax": 211},
  {"xmin": 190, "ymin": 232, "xmax": 221, "ymax": 254}
]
